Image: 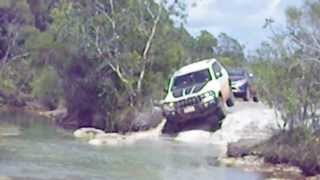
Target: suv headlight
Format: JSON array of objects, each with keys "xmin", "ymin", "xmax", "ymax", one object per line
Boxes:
[
  {"xmin": 201, "ymin": 91, "xmax": 216, "ymax": 103},
  {"xmin": 163, "ymin": 102, "xmax": 175, "ymax": 112}
]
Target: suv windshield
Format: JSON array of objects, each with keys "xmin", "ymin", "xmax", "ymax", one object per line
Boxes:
[
  {"xmin": 172, "ymin": 69, "xmax": 211, "ymax": 90},
  {"xmin": 228, "ymin": 69, "xmax": 245, "ymax": 76}
]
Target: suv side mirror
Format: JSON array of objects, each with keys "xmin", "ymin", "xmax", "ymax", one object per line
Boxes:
[
  {"xmin": 215, "ymin": 71, "xmax": 222, "ymax": 78},
  {"xmin": 164, "ymin": 78, "xmax": 170, "ymax": 92},
  {"xmin": 164, "ymin": 87, "xmax": 168, "ymax": 93}
]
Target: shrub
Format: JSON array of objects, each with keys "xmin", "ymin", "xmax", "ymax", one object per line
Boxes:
[
  {"xmin": 256, "ymin": 129, "xmax": 320, "ymax": 176},
  {"xmin": 31, "ymin": 67, "xmax": 63, "ymax": 109}
]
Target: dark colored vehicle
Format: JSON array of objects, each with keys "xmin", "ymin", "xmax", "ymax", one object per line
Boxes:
[{"xmin": 228, "ymin": 68, "xmax": 258, "ymax": 102}]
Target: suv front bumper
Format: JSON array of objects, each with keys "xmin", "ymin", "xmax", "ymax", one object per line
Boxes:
[{"xmin": 162, "ymin": 99, "xmax": 219, "ymax": 123}]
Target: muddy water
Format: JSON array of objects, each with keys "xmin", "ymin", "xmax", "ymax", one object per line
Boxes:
[{"xmin": 0, "ymin": 111, "xmax": 265, "ymax": 180}]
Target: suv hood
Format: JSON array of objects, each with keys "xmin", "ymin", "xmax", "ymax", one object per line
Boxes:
[
  {"xmin": 163, "ymin": 80, "xmax": 221, "ymax": 103},
  {"xmin": 172, "ymin": 82, "xmax": 207, "ymax": 98}
]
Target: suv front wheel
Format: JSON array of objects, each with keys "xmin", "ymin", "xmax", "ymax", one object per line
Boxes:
[
  {"xmin": 162, "ymin": 118, "xmax": 180, "ymax": 135},
  {"xmin": 226, "ymin": 93, "xmax": 235, "ymax": 107},
  {"xmin": 217, "ymin": 98, "xmax": 226, "ymax": 120},
  {"xmin": 206, "ymin": 113, "xmax": 222, "ymax": 131}
]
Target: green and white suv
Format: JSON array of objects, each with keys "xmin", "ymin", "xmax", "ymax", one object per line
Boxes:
[{"xmin": 161, "ymin": 58, "xmax": 234, "ymax": 134}]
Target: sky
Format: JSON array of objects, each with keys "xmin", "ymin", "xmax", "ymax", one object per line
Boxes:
[{"xmin": 185, "ymin": 0, "xmax": 302, "ymax": 51}]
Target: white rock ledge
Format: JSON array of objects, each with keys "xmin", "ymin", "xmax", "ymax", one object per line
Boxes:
[{"xmin": 74, "ymin": 119, "xmax": 166, "ymax": 146}]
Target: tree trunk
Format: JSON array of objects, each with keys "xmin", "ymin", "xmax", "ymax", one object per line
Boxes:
[
  {"xmin": 136, "ymin": 4, "xmax": 162, "ymax": 93},
  {"xmin": 0, "ymin": 89, "xmax": 26, "ymax": 107}
]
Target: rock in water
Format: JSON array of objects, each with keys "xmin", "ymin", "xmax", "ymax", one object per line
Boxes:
[
  {"xmin": 89, "ymin": 138, "xmax": 126, "ymax": 146},
  {"xmin": 227, "ymin": 139, "xmax": 262, "ymax": 157},
  {"xmin": 88, "ymin": 119, "xmax": 166, "ymax": 146},
  {"xmin": 175, "ymin": 130, "xmax": 212, "ymax": 144},
  {"xmin": 0, "ymin": 125, "xmax": 21, "ymax": 137},
  {"xmin": 89, "ymin": 133, "xmax": 129, "ymax": 146},
  {"xmin": 73, "ymin": 128, "xmax": 105, "ymax": 140},
  {"xmin": 130, "ymin": 107, "xmax": 163, "ymax": 131},
  {"xmin": 0, "ymin": 176, "xmax": 12, "ymax": 180}
]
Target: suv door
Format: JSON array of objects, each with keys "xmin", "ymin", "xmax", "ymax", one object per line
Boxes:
[{"xmin": 212, "ymin": 62, "xmax": 230, "ymax": 101}]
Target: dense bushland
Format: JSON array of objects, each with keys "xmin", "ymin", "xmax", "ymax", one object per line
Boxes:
[
  {"xmin": 248, "ymin": 0, "xmax": 320, "ymax": 175},
  {"xmin": 0, "ymin": 0, "xmax": 245, "ymax": 131},
  {"xmin": 250, "ymin": 0, "xmax": 320, "ymax": 132}
]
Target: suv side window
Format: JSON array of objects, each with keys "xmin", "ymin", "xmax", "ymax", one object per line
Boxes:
[{"xmin": 212, "ymin": 62, "xmax": 223, "ymax": 79}]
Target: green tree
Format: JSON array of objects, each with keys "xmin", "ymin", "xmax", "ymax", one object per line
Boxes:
[
  {"xmin": 23, "ymin": 0, "xmax": 189, "ymax": 131},
  {"xmin": 193, "ymin": 30, "xmax": 217, "ymax": 60},
  {"xmin": 249, "ymin": 0, "xmax": 320, "ymax": 131},
  {"xmin": 0, "ymin": 0, "xmax": 36, "ymax": 103},
  {"xmin": 215, "ymin": 33, "xmax": 245, "ymax": 66}
]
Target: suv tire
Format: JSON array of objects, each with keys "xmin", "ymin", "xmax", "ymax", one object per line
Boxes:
[
  {"xmin": 243, "ymin": 86, "xmax": 250, "ymax": 101},
  {"xmin": 207, "ymin": 114, "xmax": 222, "ymax": 131},
  {"xmin": 226, "ymin": 93, "xmax": 235, "ymax": 107},
  {"xmin": 217, "ymin": 98, "xmax": 226, "ymax": 120},
  {"xmin": 162, "ymin": 118, "xmax": 179, "ymax": 135}
]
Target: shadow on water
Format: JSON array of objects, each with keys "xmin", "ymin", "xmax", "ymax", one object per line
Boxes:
[
  {"xmin": 0, "ymin": 111, "xmax": 265, "ymax": 180},
  {"xmin": 179, "ymin": 118, "xmax": 212, "ymax": 132}
]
